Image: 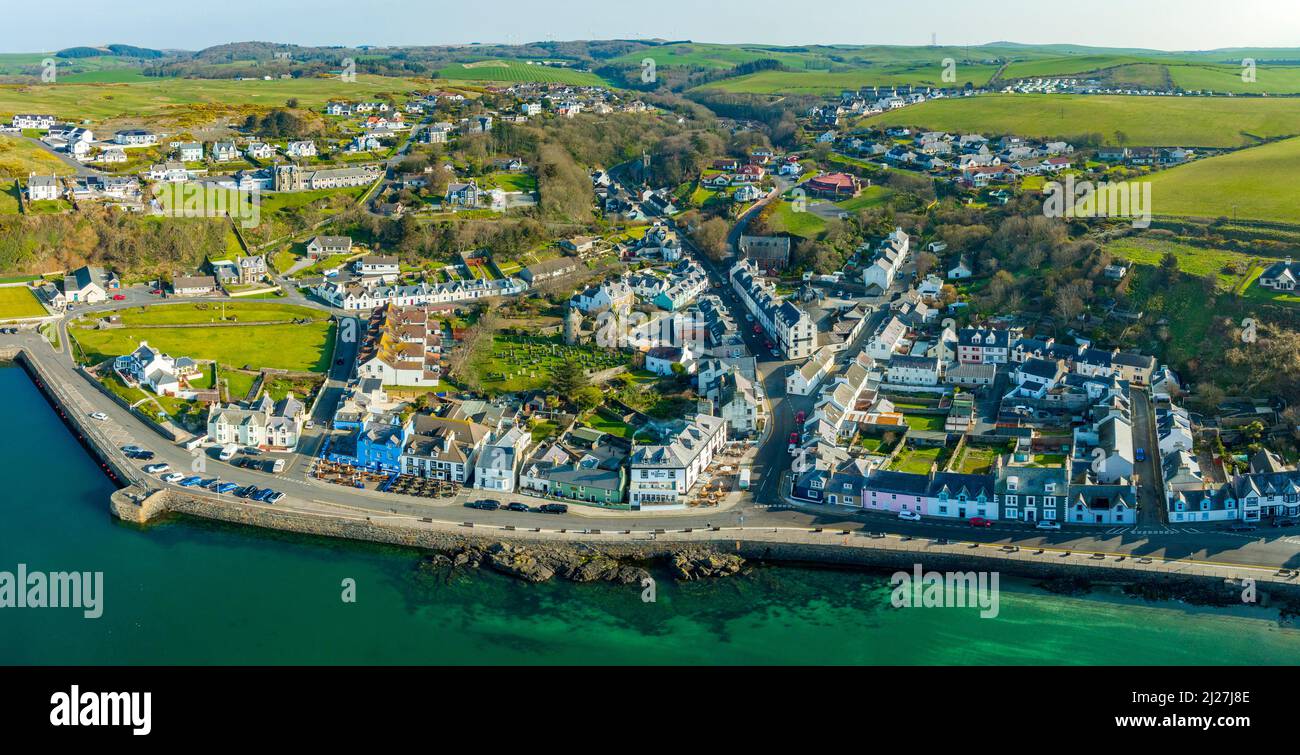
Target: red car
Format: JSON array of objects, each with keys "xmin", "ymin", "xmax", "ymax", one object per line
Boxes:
[
  {"xmin": 112, "ymin": 294, "xmax": 127, "ymax": 301},
  {"xmin": 764, "ymin": 340, "xmax": 774, "ymax": 349},
  {"xmin": 752, "ymin": 324, "xmax": 762, "ymax": 334},
  {"xmin": 789, "ymin": 432, "xmax": 799, "ymax": 444},
  {"xmin": 150, "ymin": 289, "xmax": 163, "ymax": 295},
  {"xmin": 968, "ymin": 517, "xmax": 993, "ymax": 528},
  {"xmin": 795, "ymin": 411, "xmax": 806, "ymax": 424}
]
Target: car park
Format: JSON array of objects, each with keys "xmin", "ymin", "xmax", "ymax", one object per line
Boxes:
[
  {"xmin": 539, "ymin": 503, "xmax": 568, "ymax": 514},
  {"xmin": 898, "ymin": 510, "xmax": 921, "ymax": 521},
  {"xmin": 506, "ymin": 502, "xmax": 530, "ymax": 512},
  {"xmin": 1034, "ymin": 520, "xmax": 1061, "ymax": 530}
]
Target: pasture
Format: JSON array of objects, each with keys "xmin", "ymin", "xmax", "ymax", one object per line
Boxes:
[
  {"xmin": 0, "ymin": 75, "xmax": 424, "ymax": 128},
  {"xmin": 435, "ymin": 60, "xmax": 605, "ymax": 86},
  {"xmin": 865, "ymin": 94, "xmax": 1300, "ymax": 148},
  {"xmin": 699, "ymin": 65, "xmax": 999, "ymax": 95},
  {"xmin": 1139, "ymin": 136, "xmax": 1300, "ymax": 223}
]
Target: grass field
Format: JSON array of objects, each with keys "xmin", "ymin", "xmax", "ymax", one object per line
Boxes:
[
  {"xmin": 0, "ymin": 135, "xmax": 74, "ymax": 179},
  {"xmin": 108, "ymin": 301, "xmax": 323, "ymax": 326},
  {"xmin": 1104, "ymin": 236, "xmax": 1259, "ymax": 290},
  {"xmin": 1137, "ymin": 136, "xmax": 1300, "ymax": 223},
  {"xmin": 698, "ymin": 64, "xmax": 1000, "ymax": 95},
  {"xmin": 1168, "ymin": 64, "xmax": 1300, "ymax": 94},
  {"xmin": 71, "ymin": 305, "xmax": 334, "ymax": 373},
  {"xmin": 0, "ymin": 286, "xmax": 46, "ymax": 319},
  {"xmin": 866, "ymin": 94, "xmax": 1300, "ymax": 148},
  {"xmin": 835, "ymin": 185, "xmax": 894, "ymax": 212},
  {"xmin": 767, "ymin": 200, "xmax": 826, "ymax": 238},
  {"xmin": 435, "ymin": 60, "xmax": 605, "ymax": 86},
  {"xmin": 0, "ymin": 75, "xmax": 424, "ymax": 128}
]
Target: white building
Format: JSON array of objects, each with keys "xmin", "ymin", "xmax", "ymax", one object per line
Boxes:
[
  {"xmin": 628, "ymin": 415, "xmax": 727, "ymax": 509},
  {"xmin": 473, "ymin": 426, "xmax": 531, "ymax": 493}
]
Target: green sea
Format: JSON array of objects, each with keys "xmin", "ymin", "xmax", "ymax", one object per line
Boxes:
[{"xmin": 2, "ymin": 364, "xmax": 1299, "ymax": 665}]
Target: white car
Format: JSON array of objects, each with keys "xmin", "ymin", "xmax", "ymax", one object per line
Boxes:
[
  {"xmin": 143, "ymin": 463, "xmax": 170, "ymax": 474},
  {"xmin": 1035, "ymin": 520, "xmax": 1061, "ymax": 530},
  {"xmin": 898, "ymin": 509, "xmax": 922, "ymax": 522},
  {"xmin": 161, "ymin": 472, "xmax": 185, "ymax": 484},
  {"xmin": 89, "ymin": 412, "xmax": 108, "ymax": 421}
]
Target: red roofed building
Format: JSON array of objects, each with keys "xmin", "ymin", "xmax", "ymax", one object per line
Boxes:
[{"xmin": 806, "ymin": 172, "xmax": 861, "ymax": 197}]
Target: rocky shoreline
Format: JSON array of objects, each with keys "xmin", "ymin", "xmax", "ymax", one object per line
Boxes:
[{"xmin": 420, "ymin": 541, "xmax": 746, "ymax": 584}]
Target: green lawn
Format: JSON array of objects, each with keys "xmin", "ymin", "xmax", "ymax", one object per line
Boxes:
[
  {"xmin": 72, "ymin": 320, "xmax": 335, "ymax": 373},
  {"xmin": 1136, "ymin": 136, "xmax": 1300, "ymax": 224},
  {"xmin": 889, "ymin": 445, "xmax": 945, "ymax": 474},
  {"xmin": 835, "ymin": 185, "xmax": 894, "ymax": 212},
  {"xmin": 903, "ymin": 414, "xmax": 947, "ymax": 432},
  {"xmin": 109, "ymin": 302, "xmax": 323, "ymax": 326},
  {"xmin": 953, "ymin": 445, "xmax": 998, "ymax": 474},
  {"xmin": 767, "ymin": 200, "xmax": 826, "ymax": 238},
  {"xmin": 0, "ymin": 286, "xmax": 47, "ymax": 319},
  {"xmin": 867, "ymin": 94, "xmax": 1300, "ymax": 148}
]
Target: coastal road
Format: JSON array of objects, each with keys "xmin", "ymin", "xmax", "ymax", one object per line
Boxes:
[{"xmin": 10, "ymin": 322, "xmax": 1300, "ymax": 573}]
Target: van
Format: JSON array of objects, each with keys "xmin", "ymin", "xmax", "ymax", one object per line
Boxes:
[{"xmin": 218, "ymin": 444, "xmax": 238, "ymax": 462}]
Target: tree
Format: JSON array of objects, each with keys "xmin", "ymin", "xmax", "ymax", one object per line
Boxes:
[
  {"xmin": 574, "ymin": 386, "xmax": 603, "ymax": 412},
  {"xmin": 914, "ymin": 251, "xmax": 938, "ymax": 279},
  {"xmin": 551, "ymin": 358, "xmax": 590, "ymax": 397}
]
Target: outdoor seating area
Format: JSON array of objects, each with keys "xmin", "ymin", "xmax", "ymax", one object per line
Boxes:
[
  {"xmin": 310, "ymin": 459, "xmax": 387, "ymax": 489},
  {"xmin": 383, "ymin": 473, "xmax": 458, "ymax": 498}
]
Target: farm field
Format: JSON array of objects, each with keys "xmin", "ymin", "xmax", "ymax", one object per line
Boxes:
[
  {"xmin": 1137, "ymin": 136, "xmax": 1300, "ymax": 223},
  {"xmin": 999, "ymin": 54, "xmax": 1157, "ymax": 80},
  {"xmin": 435, "ymin": 60, "xmax": 605, "ymax": 86},
  {"xmin": 0, "ymin": 286, "xmax": 47, "ymax": 320},
  {"xmin": 0, "ymin": 75, "xmax": 424, "ymax": 128},
  {"xmin": 70, "ymin": 312, "xmax": 335, "ymax": 373},
  {"xmin": 866, "ymin": 94, "xmax": 1300, "ymax": 148},
  {"xmin": 1168, "ymin": 64, "xmax": 1300, "ymax": 94},
  {"xmin": 0, "ymin": 135, "xmax": 74, "ymax": 179},
  {"xmin": 698, "ymin": 65, "xmax": 999, "ymax": 95}
]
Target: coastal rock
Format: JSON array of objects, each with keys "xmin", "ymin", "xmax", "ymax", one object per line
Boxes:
[
  {"xmin": 669, "ymin": 549, "xmax": 744, "ymax": 581},
  {"xmin": 485, "ymin": 542, "xmax": 555, "ymax": 583}
]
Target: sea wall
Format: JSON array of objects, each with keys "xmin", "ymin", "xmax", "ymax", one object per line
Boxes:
[{"xmin": 114, "ymin": 487, "xmax": 1300, "ymax": 601}]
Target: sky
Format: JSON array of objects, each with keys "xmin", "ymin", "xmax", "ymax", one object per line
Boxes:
[{"xmin": 3, "ymin": 0, "xmax": 1300, "ymax": 53}]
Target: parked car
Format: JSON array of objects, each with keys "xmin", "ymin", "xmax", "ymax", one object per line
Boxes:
[
  {"xmin": 121, "ymin": 445, "xmax": 147, "ymax": 455},
  {"xmin": 127, "ymin": 450, "xmax": 155, "ymax": 460},
  {"xmin": 968, "ymin": 517, "xmax": 993, "ymax": 528},
  {"xmin": 161, "ymin": 472, "xmax": 185, "ymax": 484},
  {"xmin": 788, "ymin": 432, "xmax": 799, "ymax": 444},
  {"xmin": 214, "ymin": 482, "xmax": 240, "ymax": 494},
  {"xmin": 467, "ymin": 500, "xmax": 500, "ymax": 511},
  {"xmin": 269, "ymin": 459, "xmax": 286, "ymax": 474},
  {"xmin": 506, "ymin": 502, "xmax": 530, "ymax": 513},
  {"xmin": 255, "ymin": 489, "xmax": 277, "ymax": 503},
  {"xmin": 218, "ymin": 444, "xmax": 239, "ymax": 462},
  {"xmin": 1273, "ymin": 517, "xmax": 1298, "ymax": 528},
  {"xmin": 267, "ymin": 491, "xmax": 286, "ymax": 504},
  {"xmin": 112, "ymin": 294, "xmax": 127, "ymax": 301},
  {"xmin": 1034, "ymin": 520, "xmax": 1061, "ymax": 530},
  {"xmin": 1134, "ymin": 447, "xmax": 1146, "ymax": 462},
  {"xmin": 89, "ymin": 411, "xmax": 108, "ymax": 421},
  {"xmin": 1229, "ymin": 522, "xmax": 1258, "ymax": 532},
  {"xmin": 897, "ymin": 509, "xmax": 921, "ymax": 522},
  {"xmin": 539, "ymin": 503, "xmax": 568, "ymax": 514},
  {"xmin": 795, "ymin": 411, "xmax": 806, "ymax": 424},
  {"xmin": 150, "ymin": 289, "xmax": 162, "ymax": 295},
  {"xmin": 143, "ymin": 463, "xmax": 170, "ymax": 474},
  {"xmin": 178, "ymin": 476, "xmax": 203, "ymax": 487},
  {"xmin": 236, "ymin": 486, "xmax": 257, "ymax": 499}
]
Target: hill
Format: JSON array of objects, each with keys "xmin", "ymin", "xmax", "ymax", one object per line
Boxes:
[
  {"xmin": 865, "ymin": 94, "xmax": 1300, "ymax": 148},
  {"xmin": 1138, "ymin": 136, "xmax": 1300, "ymax": 224}
]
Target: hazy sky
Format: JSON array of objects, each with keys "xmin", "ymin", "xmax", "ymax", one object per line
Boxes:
[{"xmin": 4, "ymin": 0, "xmax": 1299, "ymax": 52}]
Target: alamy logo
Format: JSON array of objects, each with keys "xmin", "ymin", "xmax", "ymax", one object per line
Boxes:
[
  {"xmin": 50, "ymin": 685, "xmax": 151, "ymax": 736},
  {"xmin": 0, "ymin": 564, "xmax": 103, "ymax": 618},
  {"xmin": 154, "ymin": 184, "xmax": 261, "ymax": 229},
  {"xmin": 1042, "ymin": 174, "xmax": 1151, "ymax": 229},
  {"xmin": 890, "ymin": 564, "xmax": 1000, "ymax": 618}
]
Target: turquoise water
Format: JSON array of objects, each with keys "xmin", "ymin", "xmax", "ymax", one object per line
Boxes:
[{"xmin": 2, "ymin": 363, "xmax": 1299, "ymax": 665}]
